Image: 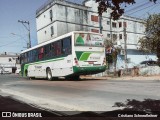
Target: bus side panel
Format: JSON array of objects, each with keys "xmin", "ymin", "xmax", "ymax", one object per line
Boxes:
[
  {"xmin": 27, "ymin": 55, "xmax": 74, "ymax": 78},
  {"xmin": 51, "ymin": 55, "xmax": 73, "ymax": 77}
]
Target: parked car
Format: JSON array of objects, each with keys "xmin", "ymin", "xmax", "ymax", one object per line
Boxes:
[
  {"xmin": 15, "ymin": 68, "xmax": 21, "ymax": 74},
  {"xmin": 139, "ymin": 60, "xmax": 157, "ymax": 67}
]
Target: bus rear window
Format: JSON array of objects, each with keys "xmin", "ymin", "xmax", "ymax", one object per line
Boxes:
[{"xmin": 75, "ymin": 33, "xmax": 104, "ymax": 47}]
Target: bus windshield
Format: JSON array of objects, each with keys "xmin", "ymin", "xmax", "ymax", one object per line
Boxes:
[{"xmin": 75, "ymin": 33, "xmax": 104, "ymax": 47}]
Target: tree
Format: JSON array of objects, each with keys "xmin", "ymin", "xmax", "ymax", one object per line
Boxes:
[
  {"xmin": 105, "ymin": 39, "xmax": 120, "ymax": 75},
  {"xmin": 96, "ymin": 0, "xmax": 157, "ymax": 20},
  {"xmin": 139, "ymin": 14, "xmax": 160, "ymax": 66}
]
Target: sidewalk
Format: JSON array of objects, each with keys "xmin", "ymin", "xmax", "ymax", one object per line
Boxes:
[{"xmin": 81, "ymin": 75, "xmax": 160, "ymax": 81}]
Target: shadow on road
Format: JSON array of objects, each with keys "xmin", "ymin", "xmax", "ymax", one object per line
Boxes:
[
  {"xmin": 25, "ymin": 77, "xmax": 104, "ymax": 81},
  {"xmin": 113, "ymin": 98, "xmax": 160, "ymax": 112},
  {"xmin": 1, "ymin": 96, "xmax": 160, "ymax": 120},
  {"xmin": 72, "ymin": 99, "xmax": 160, "ymax": 119}
]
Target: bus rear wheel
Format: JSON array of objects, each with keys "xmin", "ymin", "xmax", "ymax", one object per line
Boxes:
[
  {"xmin": 71, "ymin": 75, "xmax": 80, "ymax": 80},
  {"xmin": 73, "ymin": 75, "xmax": 80, "ymax": 80},
  {"xmin": 47, "ymin": 68, "xmax": 52, "ymax": 81}
]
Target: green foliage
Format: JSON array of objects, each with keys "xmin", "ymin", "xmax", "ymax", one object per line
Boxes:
[
  {"xmin": 139, "ymin": 14, "xmax": 160, "ymax": 66},
  {"xmin": 106, "ymin": 54, "xmax": 113, "ymax": 63},
  {"xmin": 96, "ymin": 0, "xmax": 157, "ymax": 20},
  {"xmin": 104, "ymin": 38, "xmax": 120, "ymax": 73},
  {"xmin": 104, "ymin": 39, "xmax": 120, "ymax": 61}
]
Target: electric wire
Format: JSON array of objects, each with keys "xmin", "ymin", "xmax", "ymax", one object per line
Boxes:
[
  {"xmin": 137, "ymin": 2, "xmax": 160, "ymax": 18},
  {"xmin": 124, "ymin": 1, "xmax": 150, "ymax": 14},
  {"xmin": 127, "ymin": 2, "xmax": 160, "ymax": 16}
]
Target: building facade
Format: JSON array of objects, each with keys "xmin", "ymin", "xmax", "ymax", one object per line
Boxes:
[
  {"xmin": 36, "ymin": 0, "xmax": 157, "ymax": 69},
  {"xmin": 0, "ymin": 53, "xmax": 20, "ymax": 73}
]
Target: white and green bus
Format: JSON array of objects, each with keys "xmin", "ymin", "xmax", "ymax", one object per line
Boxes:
[{"xmin": 20, "ymin": 31, "xmax": 106, "ymax": 80}]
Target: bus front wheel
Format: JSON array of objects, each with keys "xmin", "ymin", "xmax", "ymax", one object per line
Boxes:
[{"xmin": 46, "ymin": 68, "xmax": 52, "ymax": 81}]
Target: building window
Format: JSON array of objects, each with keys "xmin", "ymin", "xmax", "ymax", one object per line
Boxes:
[
  {"xmin": 50, "ymin": 9, "xmax": 53, "ymax": 21},
  {"xmin": 119, "ymin": 34, "xmax": 122, "ymax": 39},
  {"xmin": 91, "ymin": 15, "xmax": 99, "ymax": 22},
  {"xmin": 112, "ymin": 34, "xmax": 117, "ymax": 41},
  {"xmin": 119, "ymin": 22, "xmax": 122, "ymax": 28},
  {"xmin": 123, "ymin": 22, "xmax": 127, "ymax": 28},
  {"xmin": 107, "ymin": 34, "xmax": 110, "ymax": 38},
  {"xmin": 9, "ymin": 58, "xmax": 12, "ymax": 62},
  {"xmin": 91, "ymin": 29, "xmax": 99, "ymax": 33},
  {"xmin": 107, "ymin": 21, "xmax": 110, "ymax": 25},
  {"xmin": 112, "ymin": 22, "xmax": 117, "ymax": 28},
  {"xmin": 51, "ymin": 26, "xmax": 54, "ymax": 36}
]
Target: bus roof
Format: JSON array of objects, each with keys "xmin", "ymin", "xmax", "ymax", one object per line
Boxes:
[{"xmin": 21, "ymin": 31, "xmax": 102, "ymax": 54}]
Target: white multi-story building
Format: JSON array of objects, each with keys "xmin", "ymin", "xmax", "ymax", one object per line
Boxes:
[
  {"xmin": 36, "ymin": 0, "xmax": 157, "ymax": 69},
  {"xmin": 0, "ymin": 53, "xmax": 20, "ymax": 73}
]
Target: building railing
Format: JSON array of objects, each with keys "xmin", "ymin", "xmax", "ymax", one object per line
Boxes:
[{"xmin": 36, "ymin": 0, "xmax": 84, "ymax": 15}]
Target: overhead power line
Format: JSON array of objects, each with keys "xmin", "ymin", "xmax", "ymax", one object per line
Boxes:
[
  {"xmin": 125, "ymin": 1, "xmax": 150, "ymax": 13},
  {"xmin": 127, "ymin": 2, "xmax": 160, "ymax": 16},
  {"xmin": 18, "ymin": 20, "xmax": 31, "ymax": 49}
]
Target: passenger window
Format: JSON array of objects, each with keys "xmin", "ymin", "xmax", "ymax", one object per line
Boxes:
[
  {"xmin": 53, "ymin": 41, "xmax": 62, "ymax": 56},
  {"xmin": 62, "ymin": 37, "xmax": 71, "ymax": 55},
  {"xmin": 38, "ymin": 47, "xmax": 44, "ymax": 59},
  {"xmin": 44, "ymin": 44, "xmax": 51, "ymax": 58}
]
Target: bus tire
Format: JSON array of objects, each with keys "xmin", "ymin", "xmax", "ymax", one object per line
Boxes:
[
  {"xmin": 30, "ymin": 77, "xmax": 35, "ymax": 80},
  {"xmin": 73, "ymin": 75, "xmax": 80, "ymax": 80},
  {"xmin": 46, "ymin": 68, "xmax": 52, "ymax": 81},
  {"xmin": 25, "ymin": 70, "xmax": 30, "ymax": 80},
  {"xmin": 25, "ymin": 70, "xmax": 28, "ymax": 77}
]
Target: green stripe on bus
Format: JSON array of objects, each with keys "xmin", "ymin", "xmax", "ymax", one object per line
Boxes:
[
  {"xmin": 75, "ymin": 51, "xmax": 91, "ymax": 61},
  {"xmin": 23, "ymin": 57, "xmax": 64, "ymax": 77},
  {"xmin": 76, "ymin": 52, "xmax": 83, "ymax": 60},
  {"xmin": 79, "ymin": 52, "xmax": 91, "ymax": 61},
  {"xmin": 26, "ymin": 57, "xmax": 64, "ymax": 65},
  {"xmin": 76, "ymin": 51, "xmax": 102, "ymax": 61}
]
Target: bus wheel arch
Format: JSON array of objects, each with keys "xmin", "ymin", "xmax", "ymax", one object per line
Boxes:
[
  {"xmin": 25, "ymin": 70, "xmax": 28, "ymax": 77},
  {"xmin": 46, "ymin": 67, "xmax": 52, "ymax": 81}
]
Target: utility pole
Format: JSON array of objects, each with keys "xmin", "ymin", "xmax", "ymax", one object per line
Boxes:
[
  {"xmin": 18, "ymin": 20, "xmax": 31, "ymax": 49},
  {"xmin": 109, "ymin": 16, "xmax": 112, "ymax": 43},
  {"xmin": 124, "ymin": 21, "xmax": 128, "ymax": 74},
  {"xmin": 99, "ymin": 15, "xmax": 103, "ymax": 34}
]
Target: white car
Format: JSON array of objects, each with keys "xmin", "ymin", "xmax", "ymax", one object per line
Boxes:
[
  {"xmin": 138, "ymin": 60, "xmax": 158, "ymax": 68},
  {"xmin": 15, "ymin": 68, "xmax": 21, "ymax": 74}
]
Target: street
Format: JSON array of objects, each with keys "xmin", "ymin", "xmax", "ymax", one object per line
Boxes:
[{"xmin": 0, "ymin": 74, "xmax": 160, "ymax": 112}]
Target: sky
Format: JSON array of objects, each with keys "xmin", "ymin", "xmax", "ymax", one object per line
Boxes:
[{"xmin": 0, "ymin": 0, "xmax": 159, "ymax": 54}]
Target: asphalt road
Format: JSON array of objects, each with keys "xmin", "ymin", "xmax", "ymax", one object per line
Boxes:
[{"xmin": 0, "ymin": 74, "xmax": 160, "ymax": 112}]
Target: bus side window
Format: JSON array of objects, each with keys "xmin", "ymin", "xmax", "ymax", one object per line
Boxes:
[
  {"xmin": 24, "ymin": 53, "xmax": 28, "ymax": 63},
  {"xmin": 32, "ymin": 49, "xmax": 37, "ymax": 62},
  {"xmin": 51, "ymin": 43, "xmax": 55, "ymax": 57},
  {"xmin": 62, "ymin": 37, "xmax": 71, "ymax": 55},
  {"xmin": 57, "ymin": 41, "xmax": 62, "ymax": 56},
  {"xmin": 44, "ymin": 44, "xmax": 51, "ymax": 58},
  {"xmin": 28, "ymin": 51, "xmax": 32, "ymax": 62},
  {"xmin": 52, "ymin": 41, "xmax": 61, "ymax": 57},
  {"xmin": 35, "ymin": 49, "xmax": 38, "ymax": 61},
  {"xmin": 20, "ymin": 54, "xmax": 24, "ymax": 64},
  {"xmin": 38, "ymin": 47, "xmax": 44, "ymax": 60}
]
